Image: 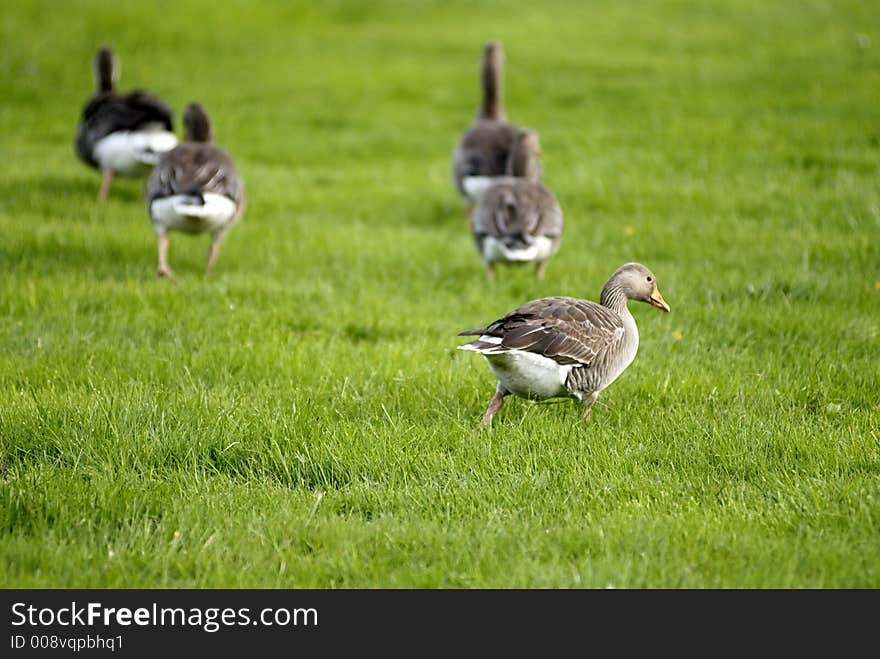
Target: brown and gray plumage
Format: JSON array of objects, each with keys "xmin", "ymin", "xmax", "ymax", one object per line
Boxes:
[
  {"xmin": 146, "ymin": 102, "xmax": 244, "ymax": 280},
  {"xmin": 469, "ymin": 128, "xmax": 562, "ymax": 282},
  {"xmin": 451, "ymin": 41, "xmax": 529, "ymax": 212},
  {"xmin": 75, "ymin": 46, "xmax": 178, "ymax": 201},
  {"xmin": 458, "ymin": 263, "xmax": 670, "ymax": 425}
]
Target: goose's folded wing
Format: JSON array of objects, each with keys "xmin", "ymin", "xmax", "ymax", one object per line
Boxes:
[
  {"xmin": 81, "ymin": 91, "xmax": 173, "ymax": 137},
  {"xmin": 148, "ymin": 144, "xmax": 243, "ymax": 204},
  {"xmin": 465, "ymin": 296, "xmax": 624, "ymax": 366},
  {"xmin": 473, "ymin": 182, "xmax": 562, "ymax": 240},
  {"xmin": 532, "ymin": 185, "xmax": 563, "ymax": 237},
  {"xmin": 453, "ymin": 120, "xmax": 520, "ymax": 193}
]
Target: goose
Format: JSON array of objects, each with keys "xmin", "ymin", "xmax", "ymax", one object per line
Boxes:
[
  {"xmin": 469, "ymin": 128, "xmax": 562, "ymax": 282},
  {"xmin": 146, "ymin": 102, "xmax": 245, "ymax": 280},
  {"xmin": 458, "ymin": 263, "xmax": 670, "ymax": 425},
  {"xmin": 74, "ymin": 46, "xmax": 178, "ymax": 201},
  {"xmin": 451, "ymin": 41, "xmax": 524, "ymax": 218}
]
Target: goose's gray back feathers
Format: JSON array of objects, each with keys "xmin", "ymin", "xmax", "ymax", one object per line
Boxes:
[
  {"xmin": 146, "ymin": 142, "xmax": 243, "ymax": 207},
  {"xmin": 459, "ymin": 296, "xmax": 628, "ymax": 367},
  {"xmin": 148, "ymin": 102, "xmax": 241, "ymax": 204},
  {"xmin": 470, "ymin": 180, "xmax": 562, "ymax": 253}
]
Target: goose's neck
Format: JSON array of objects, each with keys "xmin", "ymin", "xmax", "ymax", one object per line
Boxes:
[
  {"xmin": 95, "ymin": 51, "xmax": 116, "ymax": 93},
  {"xmin": 184, "ymin": 113, "xmax": 213, "ymax": 143},
  {"xmin": 185, "ymin": 128, "xmax": 212, "ymax": 143},
  {"xmin": 600, "ymin": 281, "xmax": 631, "ymax": 317},
  {"xmin": 506, "ymin": 144, "xmax": 541, "ymax": 180},
  {"xmin": 479, "ymin": 49, "xmax": 505, "ymax": 121}
]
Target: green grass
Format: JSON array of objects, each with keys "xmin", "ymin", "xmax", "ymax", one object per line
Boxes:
[{"xmin": 1, "ymin": 0, "xmax": 879, "ymax": 588}]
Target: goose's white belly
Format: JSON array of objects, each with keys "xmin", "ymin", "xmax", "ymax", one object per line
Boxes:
[
  {"xmin": 485, "ymin": 350, "xmax": 572, "ymax": 400},
  {"xmin": 150, "ymin": 194, "xmax": 237, "ymax": 235},
  {"xmin": 479, "ymin": 344, "xmax": 573, "ymax": 401},
  {"xmin": 482, "ymin": 236, "xmax": 557, "ymax": 264},
  {"xmin": 93, "ymin": 127, "xmax": 178, "ymax": 174}
]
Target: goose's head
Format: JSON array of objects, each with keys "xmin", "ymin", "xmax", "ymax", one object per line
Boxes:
[
  {"xmin": 94, "ymin": 46, "xmax": 118, "ymax": 93},
  {"xmin": 483, "ymin": 41, "xmax": 504, "ymax": 68},
  {"xmin": 506, "ymin": 128, "xmax": 542, "ymax": 181},
  {"xmin": 183, "ymin": 102, "xmax": 214, "ymax": 143},
  {"xmin": 607, "ymin": 262, "xmax": 670, "ymax": 312}
]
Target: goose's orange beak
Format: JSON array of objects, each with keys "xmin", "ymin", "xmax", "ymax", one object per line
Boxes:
[{"xmin": 649, "ymin": 286, "xmax": 670, "ymax": 313}]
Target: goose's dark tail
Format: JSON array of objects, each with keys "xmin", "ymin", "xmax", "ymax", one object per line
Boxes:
[{"xmin": 501, "ymin": 232, "xmax": 534, "ymax": 251}]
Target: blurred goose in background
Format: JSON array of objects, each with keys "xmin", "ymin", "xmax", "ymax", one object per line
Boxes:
[
  {"xmin": 469, "ymin": 128, "xmax": 562, "ymax": 282},
  {"xmin": 451, "ymin": 41, "xmax": 528, "ymax": 219},
  {"xmin": 75, "ymin": 46, "xmax": 178, "ymax": 201},
  {"xmin": 146, "ymin": 102, "xmax": 244, "ymax": 281},
  {"xmin": 458, "ymin": 263, "xmax": 670, "ymax": 425}
]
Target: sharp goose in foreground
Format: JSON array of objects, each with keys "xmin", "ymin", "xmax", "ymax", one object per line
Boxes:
[
  {"xmin": 458, "ymin": 263, "xmax": 670, "ymax": 425},
  {"xmin": 146, "ymin": 102, "xmax": 244, "ymax": 280},
  {"xmin": 469, "ymin": 128, "xmax": 562, "ymax": 282},
  {"xmin": 451, "ymin": 41, "xmax": 531, "ymax": 217},
  {"xmin": 75, "ymin": 46, "xmax": 178, "ymax": 201}
]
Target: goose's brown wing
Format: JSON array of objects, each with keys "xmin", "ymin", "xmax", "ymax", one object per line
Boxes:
[
  {"xmin": 147, "ymin": 142, "xmax": 243, "ymax": 205},
  {"xmin": 471, "ymin": 180, "xmax": 562, "ymax": 241},
  {"xmin": 459, "ymin": 296, "xmax": 623, "ymax": 366}
]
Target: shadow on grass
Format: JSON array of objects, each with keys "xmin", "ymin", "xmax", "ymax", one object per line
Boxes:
[
  {"xmin": 399, "ymin": 197, "xmax": 464, "ymax": 229},
  {"xmin": 1, "ymin": 233, "xmax": 151, "ymax": 279},
  {"xmin": 0, "ymin": 173, "xmax": 148, "ymax": 212}
]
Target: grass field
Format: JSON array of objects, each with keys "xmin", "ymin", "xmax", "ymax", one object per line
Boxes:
[{"xmin": 1, "ymin": 0, "xmax": 878, "ymax": 588}]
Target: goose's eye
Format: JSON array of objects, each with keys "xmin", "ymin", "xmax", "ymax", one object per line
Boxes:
[{"xmin": 646, "ymin": 276, "xmax": 653, "ymax": 283}]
